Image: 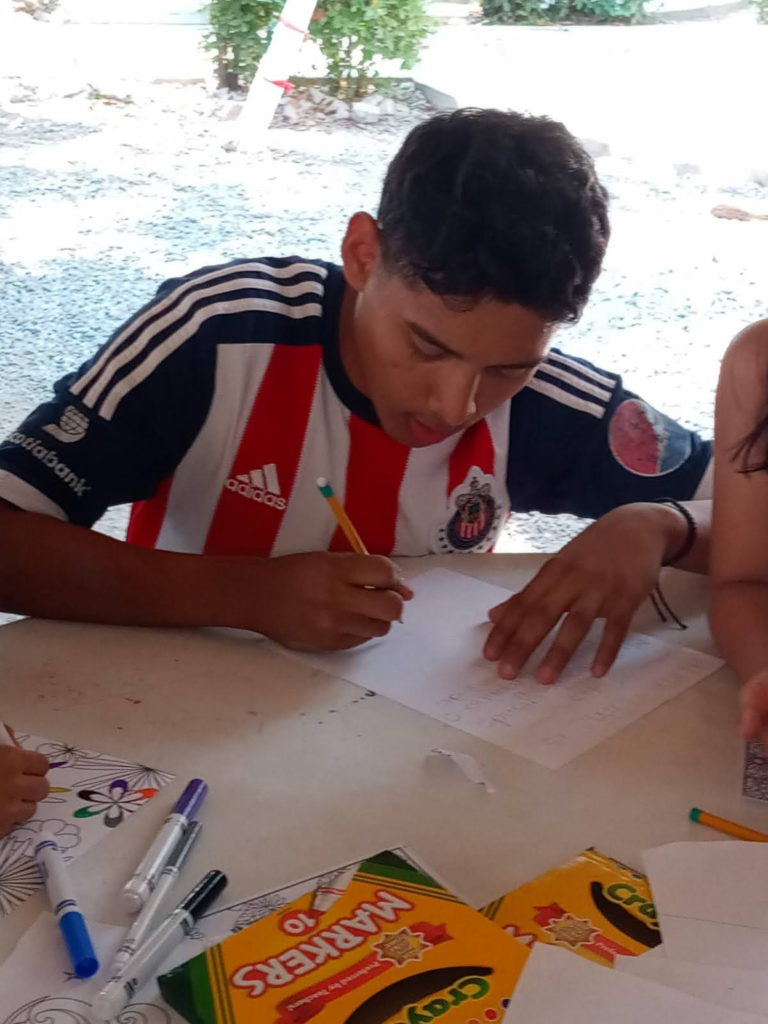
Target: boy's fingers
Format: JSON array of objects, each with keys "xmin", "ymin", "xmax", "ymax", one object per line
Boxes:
[
  {"xmin": 485, "ymin": 562, "xmax": 579, "ymax": 662},
  {"xmin": 488, "ymin": 603, "xmax": 505, "ymax": 624},
  {"xmin": 345, "ymin": 555, "xmax": 404, "ymax": 592},
  {"xmin": 537, "ymin": 597, "xmax": 603, "ymax": 685},
  {"xmin": 343, "ymin": 613, "xmax": 394, "ymax": 640},
  {"xmin": 353, "ymin": 587, "xmax": 404, "ymax": 624},
  {"xmin": 591, "ymin": 611, "xmax": 632, "ymax": 679},
  {"xmin": 488, "ymin": 576, "xmax": 587, "ymax": 675},
  {"xmin": 335, "ymin": 633, "xmax": 373, "ymax": 651},
  {"xmin": 484, "ymin": 597, "xmax": 525, "ymax": 660}
]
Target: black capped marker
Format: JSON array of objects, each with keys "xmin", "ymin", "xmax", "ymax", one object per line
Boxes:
[{"xmin": 91, "ymin": 869, "xmax": 227, "ymax": 1021}]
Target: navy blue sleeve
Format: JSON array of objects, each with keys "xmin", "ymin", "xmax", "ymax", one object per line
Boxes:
[
  {"xmin": 506, "ymin": 349, "xmax": 712, "ymax": 518},
  {"xmin": 0, "ymin": 275, "xmax": 217, "ymax": 527}
]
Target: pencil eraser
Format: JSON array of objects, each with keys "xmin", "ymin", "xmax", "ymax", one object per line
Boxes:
[{"xmin": 689, "ymin": 807, "xmax": 701, "ymax": 823}]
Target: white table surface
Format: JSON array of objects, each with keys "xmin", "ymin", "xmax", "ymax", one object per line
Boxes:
[{"xmin": 0, "ymin": 553, "xmax": 757, "ymax": 965}]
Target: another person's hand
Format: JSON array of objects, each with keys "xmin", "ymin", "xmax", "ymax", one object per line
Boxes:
[
  {"xmin": 0, "ymin": 744, "xmax": 50, "ymax": 838},
  {"xmin": 484, "ymin": 503, "xmax": 685, "ymax": 684},
  {"xmin": 255, "ymin": 552, "xmax": 413, "ymax": 651},
  {"xmin": 740, "ymin": 670, "xmax": 768, "ymax": 745}
]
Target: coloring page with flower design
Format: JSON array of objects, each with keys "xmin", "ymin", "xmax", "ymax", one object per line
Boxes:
[
  {"xmin": 0, "ymin": 848, "xmax": 431, "ymax": 1020},
  {"xmin": 0, "ymin": 734, "xmax": 174, "ymax": 919}
]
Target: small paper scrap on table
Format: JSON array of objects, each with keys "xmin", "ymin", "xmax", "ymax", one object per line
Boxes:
[
  {"xmin": 282, "ymin": 569, "xmax": 722, "ymax": 769},
  {"xmin": 0, "ymin": 733, "xmax": 174, "ymax": 919}
]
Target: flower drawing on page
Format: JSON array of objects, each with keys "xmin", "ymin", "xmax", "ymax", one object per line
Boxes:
[
  {"xmin": 230, "ymin": 893, "xmax": 289, "ymax": 932},
  {"xmin": 73, "ymin": 758, "xmax": 174, "ymax": 792},
  {"xmin": 0, "ymin": 839, "xmax": 40, "ymax": 918},
  {"xmin": 35, "ymin": 742, "xmax": 92, "ymax": 770},
  {"xmin": 75, "ymin": 780, "xmax": 157, "ymax": 828},
  {"xmin": 10, "ymin": 819, "xmax": 81, "ymax": 859}
]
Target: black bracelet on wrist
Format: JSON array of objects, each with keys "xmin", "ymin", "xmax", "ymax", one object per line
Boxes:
[{"xmin": 653, "ymin": 497, "xmax": 697, "ymax": 567}]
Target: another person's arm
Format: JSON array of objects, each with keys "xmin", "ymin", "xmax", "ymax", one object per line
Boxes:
[
  {"xmin": 486, "ymin": 351, "xmax": 712, "ymax": 683},
  {"xmin": 0, "ymin": 731, "xmax": 49, "ymax": 838},
  {"xmin": 708, "ymin": 321, "xmax": 768, "ymax": 741}
]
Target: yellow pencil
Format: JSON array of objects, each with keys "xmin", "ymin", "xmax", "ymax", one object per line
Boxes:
[
  {"xmin": 690, "ymin": 807, "xmax": 768, "ymax": 842},
  {"xmin": 317, "ymin": 477, "xmax": 369, "ymax": 555}
]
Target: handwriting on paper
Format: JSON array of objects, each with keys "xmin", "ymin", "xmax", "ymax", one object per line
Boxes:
[{"xmin": 283, "ymin": 569, "xmax": 722, "ymax": 769}]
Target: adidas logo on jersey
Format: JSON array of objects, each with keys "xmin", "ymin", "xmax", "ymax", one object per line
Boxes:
[{"xmin": 225, "ymin": 463, "xmax": 287, "ymax": 510}]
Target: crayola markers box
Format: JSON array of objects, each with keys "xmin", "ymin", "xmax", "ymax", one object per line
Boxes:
[
  {"xmin": 159, "ymin": 851, "xmax": 529, "ymax": 1024},
  {"xmin": 480, "ymin": 848, "xmax": 660, "ymax": 967}
]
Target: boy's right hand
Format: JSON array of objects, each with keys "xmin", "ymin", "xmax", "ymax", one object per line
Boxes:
[
  {"xmin": 254, "ymin": 552, "xmax": 413, "ymax": 651},
  {"xmin": 0, "ymin": 745, "xmax": 50, "ymax": 838}
]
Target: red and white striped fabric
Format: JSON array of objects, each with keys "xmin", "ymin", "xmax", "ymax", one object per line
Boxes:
[{"xmin": 128, "ymin": 336, "xmax": 511, "ymax": 557}]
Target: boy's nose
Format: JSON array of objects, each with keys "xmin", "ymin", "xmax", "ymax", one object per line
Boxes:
[{"xmin": 430, "ymin": 369, "xmax": 480, "ymax": 428}]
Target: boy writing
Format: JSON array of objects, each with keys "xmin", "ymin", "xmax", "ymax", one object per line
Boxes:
[{"xmin": 0, "ymin": 109, "xmax": 711, "ymax": 687}]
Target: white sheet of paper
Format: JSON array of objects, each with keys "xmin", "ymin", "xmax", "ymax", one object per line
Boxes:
[
  {"xmin": 644, "ymin": 841, "xmax": 768, "ymax": 969},
  {"xmin": 505, "ymin": 943, "xmax": 768, "ymax": 1024},
  {"xmin": 283, "ymin": 569, "xmax": 722, "ymax": 768},
  {"xmin": 616, "ymin": 953, "xmax": 768, "ymax": 1015}
]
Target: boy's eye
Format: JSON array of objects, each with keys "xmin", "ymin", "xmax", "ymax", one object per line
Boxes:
[
  {"xmin": 489, "ymin": 365, "xmax": 532, "ymax": 381},
  {"xmin": 410, "ymin": 335, "xmax": 446, "ymax": 361}
]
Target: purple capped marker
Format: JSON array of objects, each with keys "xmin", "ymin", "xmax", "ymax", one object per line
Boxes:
[{"xmin": 121, "ymin": 779, "xmax": 207, "ymax": 912}]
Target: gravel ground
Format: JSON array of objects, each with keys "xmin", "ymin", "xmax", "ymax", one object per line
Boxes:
[{"xmin": 1, "ymin": 74, "xmax": 767, "ymax": 560}]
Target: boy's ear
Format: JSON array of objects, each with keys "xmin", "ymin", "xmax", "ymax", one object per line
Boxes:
[{"xmin": 341, "ymin": 212, "xmax": 381, "ymax": 291}]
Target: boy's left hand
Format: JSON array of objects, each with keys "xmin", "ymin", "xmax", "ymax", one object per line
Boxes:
[{"xmin": 483, "ymin": 503, "xmax": 684, "ymax": 684}]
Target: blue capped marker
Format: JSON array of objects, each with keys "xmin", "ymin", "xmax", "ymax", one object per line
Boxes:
[{"xmin": 34, "ymin": 831, "xmax": 99, "ymax": 979}]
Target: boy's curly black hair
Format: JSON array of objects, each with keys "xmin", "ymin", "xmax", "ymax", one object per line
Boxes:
[{"xmin": 377, "ymin": 109, "xmax": 610, "ymax": 324}]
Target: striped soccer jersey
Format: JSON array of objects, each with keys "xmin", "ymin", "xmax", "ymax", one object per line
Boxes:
[{"xmin": 0, "ymin": 258, "xmax": 712, "ymax": 558}]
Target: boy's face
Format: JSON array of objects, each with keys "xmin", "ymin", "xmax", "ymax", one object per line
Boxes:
[{"xmin": 340, "ymin": 214, "xmax": 553, "ymax": 448}]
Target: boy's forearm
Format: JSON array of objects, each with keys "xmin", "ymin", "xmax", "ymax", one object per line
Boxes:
[
  {"xmin": 710, "ymin": 581, "xmax": 768, "ymax": 683},
  {"xmin": 0, "ymin": 503, "xmax": 267, "ymax": 631}
]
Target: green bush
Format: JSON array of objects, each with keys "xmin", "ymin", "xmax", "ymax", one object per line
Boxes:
[
  {"xmin": 204, "ymin": 0, "xmax": 433, "ymax": 91},
  {"xmin": 480, "ymin": 0, "xmax": 646, "ymax": 23},
  {"xmin": 204, "ymin": 0, "xmax": 282, "ymax": 90},
  {"xmin": 749, "ymin": 0, "xmax": 768, "ymax": 22},
  {"xmin": 310, "ymin": 0, "xmax": 433, "ymax": 84}
]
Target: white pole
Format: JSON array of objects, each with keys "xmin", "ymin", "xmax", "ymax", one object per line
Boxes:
[{"xmin": 235, "ymin": 0, "xmax": 319, "ymax": 151}]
